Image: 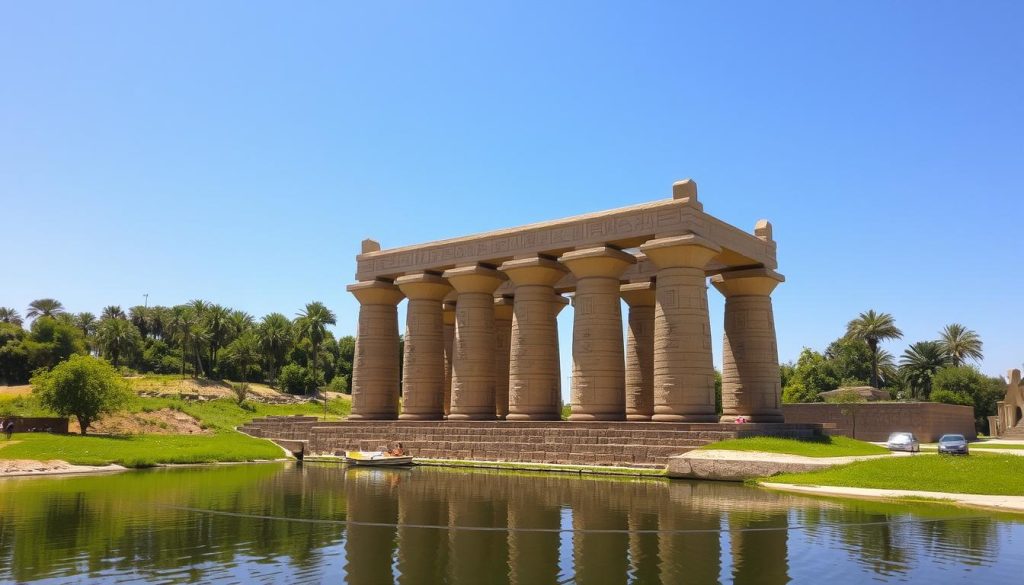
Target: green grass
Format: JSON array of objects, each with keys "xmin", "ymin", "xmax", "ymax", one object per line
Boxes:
[
  {"xmin": 969, "ymin": 443, "xmax": 1024, "ymax": 450},
  {"xmin": 768, "ymin": 452, "xmax": 1024, "ymax": 496},
  {"xmin": 700, "ymin": 435, "xmax": 889, "ymax": 457},
  {"xmin": 0, "ymin": 431, "xmax": 284, "ymax": 467}
]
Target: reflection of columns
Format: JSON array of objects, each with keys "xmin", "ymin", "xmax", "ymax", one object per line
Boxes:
[
  {"xmin": 711, "ymin": 268, "xmax": 786, "ymax": 423},
  {"xmin": 397, "ymin": 471, "xmax": 449, "ymax": 584},
  {"xmin": 396, "ymin": 273, "xmax": 450, "ymax": 420},
  {"xmin": 448, "ymin": 486, "xmax": 510, "ymax": 585},
  {"xmin": 641, "ymin": 235, "xmax": 720, "ymax": 422},
  {"xmin": 658, "ymin": 484, "xmax": 721, "ymax": 584},
  {"xmin": 345, "ymin": 469, "xmax": 399, "ymax": 585},
  {"xmin": 442, "ymin": 301, "xmax": 456, "ymax": 417},
  {"xmin": 729, "ymin": 512, "xmax": 790, "ymax": 585},
  {"xmin": 507, "ymin": 486, "xmax": 561, "ymax": 585},
  {"xmin": 621, "ymin": 282, "xmax": 656, "ymax": 421},
  {"xmin": 494, "ymin": 297, "xmax": 514, "ymax": 419},
  {"xmin": 444, "ymin": 265, "xmax": 506, "ymax": 420},
  {"xmin": 560, "ymin": 247, "xmax": 635, "ymax": 421},
  {"xmin": 347, "ymin": 281, "xmax": 404, "ymax": 420},
  {"xmin": 501, "ymin": 257, "xmax": 568, "ymax": 421},
  {"xmin": 572, "ymin": 492, "xmax": 629, "ymax": 584}
]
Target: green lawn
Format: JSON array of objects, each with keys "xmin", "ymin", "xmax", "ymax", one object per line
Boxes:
[
  {"xmin": 700, "ymin": 435, "xmax": 890, "ymax": 457},
  {"xmin": 968, "ymin": 443, "xmax": 1024, "ymax": 450},
  {"xmin": 767, "ymin": 452, "xmax": 1024, "ymax": 496},
  {"xmin": 0, "ymin": 431, "xmax": 284, "ymax": 467}
]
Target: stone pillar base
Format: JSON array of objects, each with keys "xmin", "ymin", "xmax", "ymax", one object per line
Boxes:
[
  {"xmin": 446, "ymin": 413, "xmax": 498, "ymax": 421},
  {"xmin": 719, "ymin": 413, "xmax": 785, "ymax": 424},
  {"xmin": 569, "ymin": 412, "xmax": 627, "ymax": 422},
  {"xmin": 398, "ymin": 412, "xmax": 444, "ymax": 421},
  {"xmin": 505, "ymin": 413, "xmax": 561, "ymax": 421},
  {"xmin": 626, "ymin": 414, "xmax": 653, "ymax": 421},
  {"xmin": 652, "ymin": 413, "xmax": 719, "ymax": 423}
]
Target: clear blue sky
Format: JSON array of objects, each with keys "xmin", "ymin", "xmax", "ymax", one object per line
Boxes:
[{"xmin": 3, "ymin": 2, "xmax": 1022, "ymax": 390}]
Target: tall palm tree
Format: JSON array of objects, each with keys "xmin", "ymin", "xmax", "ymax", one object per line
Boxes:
[
  {"xmin": 96, "ymin": 318, "xmax": 143, "ymax": 368},
  {"xmin": 129, "ymin": 305, "xmax": 151, "ymax": 338},
  {"xmin": 257, "ymin": 313, "xmax": 292, "ymax": 385},
  {"xmin": 75, "ymin": 312, "xmax": 97, "ymax": 337},
  {"xmin": 169, "ymin": 306, "xmax": 207, "ymax": 378},
  {"xmin": 845, "ymin": 310, "xmax": 904, "ymax": 388},
  {"xmin": 204, "ymin": 304, "xmax": 232, "ymax": 373},
  {"xmin": 938, "ymin": 323, "xmax": 983, "ymax": 367},
  {"xmin": 26, "ymin": 298, "xmax": 65, "ymax": 320},
  {"xmin": 101, "ymin": 305, "xmax": 127, "ymax": 320},
  {"xmin": 899, "ymin": 341, "xmax": 950, "ymax": 400},
  {"xmin": 225, "ymin": 330, "xmax": 262, "ymax": 383},
  {"xmin": 0, "ymin": 307, "xmax": 23, "ymax": 326},
  {"xmin": 229, "ymin": 310, "xmax": 254, "ymax": 338},
  {"xmin": 876, "ymin": 349, "xmax": 899, "ymax": 387},
  {"xmin": 296, "ymin": 302, "xmax": 337, "ymax": 394}
]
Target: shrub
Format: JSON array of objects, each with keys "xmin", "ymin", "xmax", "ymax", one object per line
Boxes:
[
  {"xmin": 31, "ymin": 355, "xmax": 133, "ymax": 435},
  {"xmin": 824, "ymin": 388, "xmax": 866, "ymax": 404},
  {"xmin": 278, "ymin": 363, "xmax": 308, "ymax": 395},
  {"xmin": 327, "ymin": 375, "xmax": 349, "ymax": 394},
  {"xmin": 930, "ymin": 388, "xmax": 973, "ymax": 406}
]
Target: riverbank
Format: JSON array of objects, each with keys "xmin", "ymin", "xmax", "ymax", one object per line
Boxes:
[
  {"xmin": 1, "ymin": 458, "xmax": 125, "ymax": 477},
  {"xmin": 761, "ymin": 482, "xmax": 1024, "ymax": 513}
]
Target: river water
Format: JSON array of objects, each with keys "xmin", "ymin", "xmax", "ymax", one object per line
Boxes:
[{"xmin": 0, "ymin": 463, "xmax": 1021, "ymax": 584}]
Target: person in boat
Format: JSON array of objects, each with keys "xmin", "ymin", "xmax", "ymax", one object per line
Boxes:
[{"xmin": 387, "ymin": 442, "xmax": 405, "ymax": 456}]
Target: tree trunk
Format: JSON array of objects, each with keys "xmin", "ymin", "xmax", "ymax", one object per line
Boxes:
[
  {"xmin": 869, "ymin": 339, "xmax": 879, "ymax": 388},
  {"xmin": 77, "ymin": 415, "xmax": 89, "ymax": 436}
]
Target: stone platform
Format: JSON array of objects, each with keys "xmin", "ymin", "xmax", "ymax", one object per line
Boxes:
[{"xmin": 239, "ymin": 417, "xmax": 824, "ymax": 470}]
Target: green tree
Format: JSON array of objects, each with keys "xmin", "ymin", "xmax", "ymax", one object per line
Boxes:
[
  {"xmin": 101, "ymin": 305, "xmax": 126, "ymax": 321},
  {"xmin": 223, "ymin": 331, "xmax": 262, "ymax": 383},
  {"xmin": 129, "ymin": 306, "xmax": 151, "ymax": 338},
  {"xmin": 25, "ymin": 298, "xmax": 65, "ymax": 320},
  {"xmin": 257, "ymin": 313, "xmax": 292, "ymax": 385},
  {"xmin": 31, "ymin": 355, "xmax": 132, "ymax": 435},
  {"xmin": 899, "ymin": 341, "xmax": 949, "ymax": 400},
  {"xmin": 0, "ymin": 307, "xmax": 23, "ymax": 326},
  {"xmin": 845, "ymin": 310, "xmax": 903, "ymax": 388},
  {"xmin": 204, "ymin": 304, "xmax": 232, "ymax": 374},
  {"xmin": 938, "ymin": 323, "xmax": 983, "ymax": 367},
  {"xmin": 278, "ymin": 363, "xmax": 309, "ymax": 395},
  {"xmin": 75, "ymin": 312, "xmax": 98, "ymax": 338},
  {"xmin": 95, "ymin": 318, "xmax": 143, "ymax": 368},
  {"xmin": 782, "ymin": 348, "xmax": 838, "ymax": 402},
  {"xmin": 932, "ymin": 366, "xmax": 1005, "ymax": 432},
  {"xmin": 824, "ymin": 337, "xmax": 873, "ymax": 386},
  {"xmin": 0, "ymin": 323, "xmax": 30, "ymax": 384},
  {"xmin": 295, "ymin": 302, "xmax": 336, "ymax": 395},
  {"xmin": 23, "ymin": 316, "xmax": 86, "ymax": 370}
]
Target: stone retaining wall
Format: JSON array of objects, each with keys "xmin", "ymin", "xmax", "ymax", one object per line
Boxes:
[
  {"xmin": 239, "ymin": 418, "xmax": 823, "ymax": 469},
  {"xmin": 782, "ymin": 403, "xmax": 976, "ymax": 442}
]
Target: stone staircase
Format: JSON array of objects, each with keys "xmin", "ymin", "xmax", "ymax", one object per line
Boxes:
[
  {"xmin": 239, "ymin": 417, "xmax": 822, "ymax": 469},
  {"xmin": 1002, "ymin": 420, "xmax": 1024, "ymax": 439}
]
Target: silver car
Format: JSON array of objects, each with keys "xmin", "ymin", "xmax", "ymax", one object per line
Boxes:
[
  {"xmin": 938, "ymin": 434, "xmax": 969, "ymax": 455},
  {"xmin": 886, "ymin": 432, "xmax": 920, "ymax": 453}
]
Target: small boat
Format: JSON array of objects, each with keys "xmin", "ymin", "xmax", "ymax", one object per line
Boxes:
[{"xmin": 343, "ymin": 451, "xmax": 414, "ymax": 466}]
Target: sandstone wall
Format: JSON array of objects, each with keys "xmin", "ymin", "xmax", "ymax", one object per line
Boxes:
[{"xmin": 782, "ymin": 403, "xmax": 976, "ymax": 442}]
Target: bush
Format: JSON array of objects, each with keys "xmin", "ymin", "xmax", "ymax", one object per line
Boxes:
[
  {"xmin": 230, "ymin": 382, "xmax": 249, "ymax": 405},
  {"xmin": 930, "ymin": 388, "xmax": 973, "ymax": 406},
  {"xmin": 278, "ymin": 363, "xmax": 308, "ymax": 395},
  {"xmin": 782, "ymin": 381, "xmax": 819, "ymax": 403},
  {"xmin": 824, "ymin": 388, "xmax": 866, "ymax": 404},
  {"xmin": 327, "ymin": 375, "xmax": 349, "ymax": 394},
  {"xmin": 30, "ymin": 355, "xmax": 133, "ymax": 435}
]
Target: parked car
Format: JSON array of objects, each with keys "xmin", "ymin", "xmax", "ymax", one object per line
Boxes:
[
  {"xmin": 937, "ymin": 434, "xmax": 969, "ymax": 455},
  {"xmin": 886, "ymin": 432, "xmax": 920, "ymax": 453}
]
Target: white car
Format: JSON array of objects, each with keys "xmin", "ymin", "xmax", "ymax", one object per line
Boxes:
[{"xmin": 886, "ymin": 432, "xmax": 920, "ymax": 453}]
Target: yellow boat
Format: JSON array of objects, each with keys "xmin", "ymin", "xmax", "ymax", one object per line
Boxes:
[{"xmin": 344, "ymin": 451, "xmax": 414, "ymax": 466}]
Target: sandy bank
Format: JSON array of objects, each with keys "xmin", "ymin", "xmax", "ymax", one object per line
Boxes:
[
  {"xmin": 760, "ymin": 482, "xmax": 1024, "ymax": 513},
  {"xmin": 0, "ymin": 459, "xmax": 126, "ymax": 478}
]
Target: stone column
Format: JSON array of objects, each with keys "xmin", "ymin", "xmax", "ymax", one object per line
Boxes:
[
  {"xmin": 493, "ymin": 297, "xmax": 514, "ymax": 419},
  {"xmin": 347, "ymin": 280, "xmax": 404, "ymax": 420},
  {"xmin": 500, "ymin": 257, "xmax": 568, "ymax": 421},
  {"xmin": 443, "ymin": 265, "xmax": 506, "ymax": 420},
  {"xmin": 396, "ymin": 273, "xmax": 450, "ymax": 420},
  {"xmin": 711, "ymin": 268, "xmax": 785, "ymax": 423},
  {"xmin": 442, "ymin": 301, "xmax": 456, "ymax": 418},
  {"xmin": 559, "ymin": 247, "xmax": 636, "ymax": 421},
  {"xmin": 621, "ymin": 281, "xmax": 656, "ymax": 421},
  {"xmin": 640, "ymin": 234, "xmax": 720, "ymax": 422}
]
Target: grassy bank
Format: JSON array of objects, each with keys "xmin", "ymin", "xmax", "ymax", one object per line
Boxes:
[
  {"xmin": 970, "ymin": 443, "xmax": 1024, "ymax": 450},
  {"xmin": 700, "ymin": 435, "xmax": 889, "ymax": 457},
  {"xmin": 0, "ymin": 432, "xmax": 284, "ymax": 467},
  {"xmin": 768, "ymin": 452, "xmax": 1024, "ymax": 496}
]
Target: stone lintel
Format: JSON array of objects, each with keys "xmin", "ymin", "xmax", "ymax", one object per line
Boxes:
[
  {"xmin": 443, "ymin": 265, "xmax": 506, "ymax": 294},
  {"xmin": 710, "ymin": 268, "xmax": 785, "ymax": 297},
  {"xmin": 640, "ymin": 234, "xmax": 722, "ymax": 269},
  {"xmin": 355, "ymin": 185, "xmax": 777, "ymax": 281},
  {"xmin": 395, "ymin": 272, "xmax": 451, "ymax": 300},
  {"xmin": 620, "ymin": 281, "xmax": 656, "ymax": 307},
  {"xmin": 559, "ymin": 246, "xmax": 636, "ymax": 279},
  {"xmin": 346, "ymin": 280, "xmax": 404, "ymax": 305},
  {"xmin": 552, "ymin": 294, "xmax": 570, "ymax": 315}
]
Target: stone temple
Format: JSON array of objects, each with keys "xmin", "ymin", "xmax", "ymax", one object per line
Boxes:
[{"xmin": 346, "ymin": 179, "xmax": 785, "ymax": 424}]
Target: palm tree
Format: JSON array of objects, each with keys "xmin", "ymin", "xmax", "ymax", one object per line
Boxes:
[
  {"xmin": 75, "ymin": 312, "xmax": 97, "ymax": 337},
  {"xmin": 938, "ymin": 323, "xmax": 983, "ymax": 367},
  {"xmin": 204, "ymin": 304, "xmax": 232, "ymax": 374},
  {"xmin": 296, "ymin": 301, "xmax": 336, "ymax": 394},
  {"xmin": 96, "ymin": 318, "xmax": 143, "ymax": 368},
  {"xmin": 129, "ymin": 306, "xmax": 151, "ymax": 338},
  {"xmin": 229, "ymin": 310, "xmax": 254, "ymax": 338},
  {"xmin": 169, "ymin": 306, "xmax": 207, "ymax": 378},
  {"xmin": 876, "ymin": 349, "xmax": 899, "ymax": 387},
  {"xmin": 845, "ymin": 310, "xmax": 904, "ymax": 388},
  {"xmin": 899, "ymin": 341, "xmax": 950, "ymax": 400},
  {"xmin": 0, "ymin": 307, "xmax": 23, "ymax": 326},
  {"xmin": 101, "ymin": 305, "xmax": 127, "ymax": 320},
  {"xmin": 257, "ymin": 313, "xmax": 292, "ymax": 385},
  {"xmin": 26, "ymin": 298, "xmax": 65, "ymax": 320},
  {"xmin": 224, "ymin": 330, "xmax": 262, "ymax": 383}
]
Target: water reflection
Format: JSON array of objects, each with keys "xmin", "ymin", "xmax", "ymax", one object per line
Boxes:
[{"xmin": 0, "ymin": 463, "xmax": 1021, "ymax": 584}]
